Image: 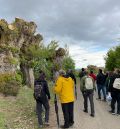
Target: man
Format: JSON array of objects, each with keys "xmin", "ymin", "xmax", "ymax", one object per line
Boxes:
[
  {"xmin": 96, "ymin": 69, "xmax": 106, "ymax": 101},
  {"xmin": 80, "ymin": 71, "xmax": 95, "ymax": 117},
  {"xmin": 89, "ymin": 70, "xmax": 96, "ymax": 82},
  {"xmin": 67, "ymin": 69, "xmax": 77, "ymax": 99},
  {"xmin": 54, "ymin": 70, "xmax": 75, "ymax": 128},
  {"xmin": 79, "ymin": 68, "xmax": 86, "ymax": 80},
  {"xmin": 108, "ymin": 69, "xmax": 120, "ymax": 115},
  {"xmin": 34, "ymin": 71, "xmax": 50, "ymax": 128},
  {"xmin": 67, "ymin": 69, "xmax": 76, "ymax": 85}
]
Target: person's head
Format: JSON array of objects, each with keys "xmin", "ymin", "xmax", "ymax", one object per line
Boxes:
[
  {"xmin": 59, "ymin": 69, "xmax": 66, "ymax": 76},
  {"xmin": 90, "ymin": 70, "xmax": 93, "ymax": 74},
  {"xmin": 99, "ymin": 69, "xmax": 102, "ymax": 73},
  {"xmin": 39, "ymin": 71, "xmax": 46, "ymax": 80},
  {"xmin": 82, "ymin": 68, "xmax": 85, "ymax": 71}
]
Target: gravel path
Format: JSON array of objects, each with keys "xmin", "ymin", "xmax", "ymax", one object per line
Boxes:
[{"xmin": 49, "ymin": 83, "xmax": 120, "ymax": 129}]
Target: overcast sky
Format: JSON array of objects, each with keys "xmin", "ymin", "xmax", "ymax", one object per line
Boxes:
[{"xmin": 0, "ymin": 0, "xmax": 120, "ymax": 68}]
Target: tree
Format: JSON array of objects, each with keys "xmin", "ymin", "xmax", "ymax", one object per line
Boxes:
[
  {"xmin": 105, "ymin": 45, "xmax": 120, "ymax": 71},
  {"xmin": 62, "ymin": 56, "xmax": 75, "ymax": 71}
]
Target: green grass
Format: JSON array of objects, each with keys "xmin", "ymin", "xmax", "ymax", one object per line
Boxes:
[
  {"xmin": 0, "ymin": 86, "xmax": 40, "ymax": 129},
  {"xmin": 0, "ymin": 112, "xmax": 6, "ymax": 129},
  {"xmin": 0, "ymin": 82, "xmax": 55, "ymax": 129}
]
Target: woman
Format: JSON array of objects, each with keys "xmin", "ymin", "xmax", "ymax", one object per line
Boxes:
[{"xmin": 34, "ymin": 71, "xmax": 50, "ymax": 128}]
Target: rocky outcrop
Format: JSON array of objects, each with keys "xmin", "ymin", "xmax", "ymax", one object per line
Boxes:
[{"xmin": 0, "ymin": 18, "xmax": 43, "ymax": 87}]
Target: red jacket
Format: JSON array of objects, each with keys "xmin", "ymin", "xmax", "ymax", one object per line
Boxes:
[{"xmin": 89, "ymin": 73, "xmax": 96, "ymax": 81}]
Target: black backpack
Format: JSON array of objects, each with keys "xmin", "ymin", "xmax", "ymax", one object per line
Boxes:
[{"xmin": 34, "ymin": 81, "xmax": 44, "ymax": 100}]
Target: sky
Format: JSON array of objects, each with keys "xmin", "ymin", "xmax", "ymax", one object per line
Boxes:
[{"xmin": 0, "ymin": 0, "xmax": 120, "ymax": 69}]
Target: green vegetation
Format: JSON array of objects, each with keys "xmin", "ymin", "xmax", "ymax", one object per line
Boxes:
[
  {"xmin": 105, "ymin": 45, "xmax": 120, "ymax": 70},
  {"xmin": 0, "ymin": 73, "xmax": 21, "ymax": 96},
  {"xmin": 62, "ymin": 56, "xmax": 75, "ymax": 71},
  {"xmin": 0, "ymin": 84, "xmax": 55, "ymax": 129},
  {"xmin": 0, "ymin": 87, "xmax": 38, "ymax": 129}
]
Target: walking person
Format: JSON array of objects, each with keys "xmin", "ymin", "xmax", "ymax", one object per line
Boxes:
[
  {"xmin": 67, "ymin": 69, "xmax": 76, "ymax": 85},
  {"xmin": 105, "ymin": 71, "xmax": 113, "ymax": 95},
  {"xmin": 54, "ymin": 70, "xmax": 75, "ymax": 128},
  {"xmin": 96, "ymin": 69, "xmax": 106, "ymax": 101},
  {"xmin": 80, "ymin": 71, "xmax": 95, "ymax": 117},
  {"xmin": 34, "ymin": 71, "xmax": 51, "ymax": 128},
  {"xmin": 79, "ymin": 68, "xmax": 86, "ymax": 80},
  {"xmin": 89, "ymin": 70, "xmax": 96, "ymax": 82},
  {"xmin": 108, "ymin": 69, "xmax": 120, "ymax": 115},
  {"xmin": 67, "ymin": 69, "xmax": 77, "ymax": 99}
]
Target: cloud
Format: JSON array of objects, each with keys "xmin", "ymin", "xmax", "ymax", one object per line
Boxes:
[
  {"xmin": 0, "ymin": 0, "xmax": 120, "ymax": 68},
  {"xmin": 69, "ymin": 45, "xmax": 107, "ymax": 68}
]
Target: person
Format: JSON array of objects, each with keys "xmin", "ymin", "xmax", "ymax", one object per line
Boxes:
[
  {"xmin": 67, "ymin": 69, "xmax": 76, "ymax": 85},
  {"xmin": 105, "ymin": 71, "xmax": 113, "ymax": 95},
  {"xmin": 79, "ymin": 68, "xmax": 86, "ymax": 80},
  {"xmin": 80, "ymin": 71, "xmax": 95, "ymax": 117},
  {"xmin": 108, "ymin": 69, "xmax": 120, "ymax": 115},
  {"xmin": 54, "ymin": 69, "xmax": 75, "ymax": 128},
  {"xmin": 66, "ymin": 69, "xmax": 77, "ymax": 99},
  {"xmin": 96, "ymin": 69, "xmax": 106, "ymax": 101},
  {"xmin": 89, "ymin": 70, "xmax": 96, "ymax": 82},
  {"xmin": 34, "ymin": 71, "xmax": 51, "ymax": 128}
]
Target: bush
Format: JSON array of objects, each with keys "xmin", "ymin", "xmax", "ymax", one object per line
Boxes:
[{"xmin": 0, "ymin": 73, "xmax": 21, "ymax": 96}]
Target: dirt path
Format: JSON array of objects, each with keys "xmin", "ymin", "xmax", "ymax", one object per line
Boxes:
[{"xmin": 50, "ymin": 82, "xmax": 120, "ymax": 129}]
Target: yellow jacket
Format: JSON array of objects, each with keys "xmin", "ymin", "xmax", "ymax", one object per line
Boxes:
[{"xmin": 54, "ymin": 76, "xmax": 75, "ymax": 103}]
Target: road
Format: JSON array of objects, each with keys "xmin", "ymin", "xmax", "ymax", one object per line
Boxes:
[{"xmin": 48, "ymin": 82, "xmax": 120, "ymax": 129}]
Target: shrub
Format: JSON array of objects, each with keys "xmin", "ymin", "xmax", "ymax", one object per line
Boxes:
[{"xmin": 0, "ymin": 73, "xmax": 21, "ymax": 96}]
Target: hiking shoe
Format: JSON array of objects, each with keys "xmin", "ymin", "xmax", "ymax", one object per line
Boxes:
[
  {"xmin": 83, "ymin": 109, "xmax": 88, "ymax": 113},
  {"xmin": 109, "ymin": 110, "xmax": 115, "ymax": 115},
  {"xmin": 60, "ymin": 125, "xmax": 69, "ymax": 128},
  {"xmin": 90, "ymin": 114, "xmax": 95, "ymax": 117},
  {"xmin": 111, "ymin": 112, "xmax": 116, "ymax": 115},
  {"xmin": 44, "ymin": 122, "xmax": 50, "ymax": 126},
  {"xmin": 69, "ymin": 122, "xmax": 74, "ymax": 127}
]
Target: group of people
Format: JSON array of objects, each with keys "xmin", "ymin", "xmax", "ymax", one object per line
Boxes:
[
  {"xmin": 33, "ymin": 68, "xmax": 120, "ymax": 129},
  {"xmin": 79, "ymin": 68, "xmax": 120, "ymax": 117}
]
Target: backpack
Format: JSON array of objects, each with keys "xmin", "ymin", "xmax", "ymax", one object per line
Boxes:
[
  {"xmin": 34, "ymin": 81, "xmax": 44, "ymax": 100},
  {"xmin": 85, "ymin": 76, "xmax": 94, "ymax": 90},
  {"xmin": 113, "ymin": 78, "xmax": 120, "ymax": 90}
]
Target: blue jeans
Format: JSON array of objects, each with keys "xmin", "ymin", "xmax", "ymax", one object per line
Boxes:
[{"xmin": 97, "ymin": 84, "xmax": 106, "ymax": 100}]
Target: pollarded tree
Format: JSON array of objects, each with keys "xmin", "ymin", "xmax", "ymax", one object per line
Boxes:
[{"xmin": 0, "ymin": 18, "xmax": 43, "ymax": 88}]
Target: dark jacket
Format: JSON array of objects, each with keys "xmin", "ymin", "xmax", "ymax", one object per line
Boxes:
[
  {"xmin": 108, "ymin": 73, "xmax": 120, "ymax": 93},
  {"xmin": 79, "ymin": 71, "xmax": 86, "ymax": 80},
  {"xmin": 96, "ymin": 73, "xmax": 106, "ymax": 85},
  {"xmin": 67, "ymin": 73, "xmax": 76, "ymax": 84},
  {"xmin": 34, "ymin": 79, "xmax": 51, "ymax": 102}
]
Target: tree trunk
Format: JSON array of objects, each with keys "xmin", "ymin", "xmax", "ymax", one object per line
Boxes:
[{"xmin": 20, "ymin": 63, "xmax": 34, "ymax": 88}]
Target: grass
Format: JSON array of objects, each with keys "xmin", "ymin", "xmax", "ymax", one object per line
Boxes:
[
  {"xmin": 0, "ymin": 112, "xmax": 6, "ymax": 129},
  {"xmin": 0, "ymin": 86, "xmax": 39, "ymax": 129},
  {"xmin": 0, "ymin": 82, "xmax": 55, "ymax": 129}
]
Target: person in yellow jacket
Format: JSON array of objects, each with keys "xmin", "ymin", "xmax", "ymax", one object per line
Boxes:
[{"xmin": 54, "ymin": 69, "xmax": 75, "ymax": 128}]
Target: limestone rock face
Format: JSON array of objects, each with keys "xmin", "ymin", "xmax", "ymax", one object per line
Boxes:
[
  {"xmin": 0, "ymin": 52, "xmax": 15, "ymax": 73},
  {"xmin": 0, "ymin": 18, "xmax": 43, "ymax": 74}
]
